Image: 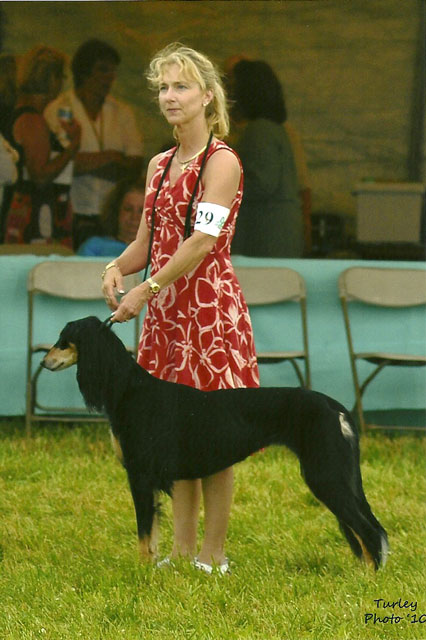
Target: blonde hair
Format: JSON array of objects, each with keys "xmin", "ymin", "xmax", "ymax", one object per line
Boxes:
[
  {"xmin": 146, "ymin": 42, "xmax": 229, "ymax": 140},
  {"xmin": 18, "ymin": 45, "xmax": 66, "ymax": 95}
]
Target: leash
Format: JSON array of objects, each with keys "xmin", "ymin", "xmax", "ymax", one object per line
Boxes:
[
  {"xmin": 183, "ymin": 130, "xmax": 213, "ymax": 239},
  {"xmin": 102, "ymin": 315, "xmax": 114, "ymax": 329},
  {"xmin": 143, "ymin": 149, "xmax": 176, "ymax": 282}
]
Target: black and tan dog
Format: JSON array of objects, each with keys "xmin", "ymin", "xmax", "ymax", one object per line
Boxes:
[{"xmin": 42, "ymin": 316, "xmax": 389, "ymax": 570}]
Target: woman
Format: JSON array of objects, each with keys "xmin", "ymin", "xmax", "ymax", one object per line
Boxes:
[
  {"xmin": 228, "ymin": 59, "xmax": 303, "ymax": 258},
  {"xmin": 77, "ymin": 178, "xmax": 145, "ymax": 256},
  {"xmin": 102, "ymin": 43, "xmax": 259, "ymax": 573},
  {"xmin": 4, "ymin": 46, "xmax": 80, "ymax": 246}
]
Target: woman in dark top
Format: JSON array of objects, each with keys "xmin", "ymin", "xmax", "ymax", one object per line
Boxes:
[
  {"xmin": 229, "ymin": 59, "xmax": 302, "ymax": 258},
  {"xmin": 3, "ymin": 46, "xmax": 80, "ymax": 246}
]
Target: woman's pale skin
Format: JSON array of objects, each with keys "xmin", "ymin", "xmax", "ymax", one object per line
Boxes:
[{"xmin": 102, "ymin": 63, "xmax": 240, "ymax": 566}]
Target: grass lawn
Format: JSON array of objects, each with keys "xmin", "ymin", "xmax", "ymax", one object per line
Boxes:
[{"xmin": 0, "ymin": 419, "xmax": 425, "ymax": 640}]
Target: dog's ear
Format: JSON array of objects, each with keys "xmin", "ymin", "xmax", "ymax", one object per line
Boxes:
[
  {"xmin": 60, "ymin": 316, "xmax": 101, "ymax": 340},
  {"xmin": 75, "ymin": 316, "xmax": 133, "ymax": 413}
]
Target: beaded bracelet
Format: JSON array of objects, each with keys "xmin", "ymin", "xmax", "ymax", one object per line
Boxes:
[{"xmin": 101, "ymin": 261, "xmax": 120, "ymax": 280}]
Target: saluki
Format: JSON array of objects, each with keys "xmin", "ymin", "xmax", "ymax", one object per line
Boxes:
[{"xmin": 42, "ymin": 316, "xmax": 389, "ymax": 570}]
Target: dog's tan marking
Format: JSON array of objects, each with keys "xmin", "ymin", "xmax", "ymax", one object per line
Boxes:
[
  {"xmin": 149, "ymin": 494, "xmax": 160, "ymax": 557},
  {"xmin": 350, "ymin": 528, "xmax": 375, "ymax": 568},
  {"xmin": 138, "ymin": 494, "xmax": 160, "ymax": 562},
  {"xmin": 110, "ymin": 432, "xmax": 124, "ymax": 464},
  {"xmin": 42, "ymin": 343, "xmax": 78, "ymax": 371},
  {"xmin": 139, "ymin": 534, "xmax": 156, "ymax": 562}
]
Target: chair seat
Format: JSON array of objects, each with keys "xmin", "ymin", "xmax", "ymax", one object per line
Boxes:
[
  {"xmin": 257, "ymin": 350, "xmax": 306, "ymax": 362},
  {"xmin": 356, "ymin": 352, "xmax": 426, "ymax": 366}
]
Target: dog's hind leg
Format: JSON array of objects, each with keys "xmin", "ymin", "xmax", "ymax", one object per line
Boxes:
[
  {"xmin": 352, "ymin": 469, "xmax": 389, "ymax": 568},
  {"xmin": 299, "ymin": 428, "xmax": 387, "ymax": 570},
  {"xmin": 303, "ymin": 468, "xmax": 386, "ymax": 569},
  {"xmin": 338, "ymin": 521, "xmax": 363, "ymax": 560}
]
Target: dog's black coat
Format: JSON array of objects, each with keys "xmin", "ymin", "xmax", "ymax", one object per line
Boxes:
[{"xmin": 46, "ymin": 316, "xmax": 388, "ymax": 568}]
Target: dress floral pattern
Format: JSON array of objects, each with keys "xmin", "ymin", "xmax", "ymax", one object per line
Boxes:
[{"xmin": 137, "ymin": 139, "xmax": 259, "ymax": 391}]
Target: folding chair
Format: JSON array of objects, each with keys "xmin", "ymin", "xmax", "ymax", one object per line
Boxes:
[
  {"xmin": 234, "ymin": 266, "xmax": 310, "ymax": 388},
  {"xmin": 26, "ymin": 260, "xmax": 141, "ymax": 435},
  {"xmin": 339, "ymin": 266, "xmax": 426, "ymax": 432}
]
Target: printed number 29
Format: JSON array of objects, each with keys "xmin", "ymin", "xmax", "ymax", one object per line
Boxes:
[{"xmin": 196, "ymin": 209, "xmax": 213, "ymax": 225}]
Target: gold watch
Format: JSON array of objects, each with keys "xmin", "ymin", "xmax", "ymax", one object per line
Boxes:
[{"xmin": 147, "ymin": 277, "xmax": 161, "ymax": 294}]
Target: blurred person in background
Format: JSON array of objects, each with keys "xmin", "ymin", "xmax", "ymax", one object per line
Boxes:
[
  {"xmin": 226, "ymin": 57, "xmax": 310, "ymax": 257},
  {"xmin": 77, "ymin": 177, "xmax": 145, "ymax": 256},
  {"xmin": 45, "ymin": 39, "xmax": 144, "ymax": 250},
  {"xmin": 3, "ymin": 45, "xmax": 80, "ymax": 246},
  {"xmin": 0, "ymin": 53, "xmax": 18, "ymax": 240},
  {"xmin": 0, "ymin": 133, "xmax": 18, "ymax": 185}
]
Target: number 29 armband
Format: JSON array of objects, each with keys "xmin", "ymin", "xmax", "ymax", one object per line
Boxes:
[{"xmin": 194, "ymin": 202, "xmax": 231, "ymax": 237}]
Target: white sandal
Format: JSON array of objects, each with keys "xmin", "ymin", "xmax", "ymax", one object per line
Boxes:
[
  {"xmin": 156, "ymin": 556, "xmax": 173, "ymax": 569},
  {"xmin": 192, "ymin": 557, "xmax": 230, "ymax": 575}
]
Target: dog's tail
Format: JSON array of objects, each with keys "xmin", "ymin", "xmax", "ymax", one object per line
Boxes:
[{"xmin": 299, "ymin": 403, "xmax": 388, "ymax": 570}]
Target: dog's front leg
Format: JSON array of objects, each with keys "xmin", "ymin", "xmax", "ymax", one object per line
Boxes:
[
  {"xmin": 127, "ymin": 473, "xmax": 158, "ymax": 562},
  {"xmin": 137, "ymin": 494, "xmax": 160, "ymax": 561}
]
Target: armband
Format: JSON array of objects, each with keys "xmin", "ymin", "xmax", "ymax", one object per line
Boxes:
[{"xmin": 194, "ymin": 202, "xmax": 231, "ymax": 237}]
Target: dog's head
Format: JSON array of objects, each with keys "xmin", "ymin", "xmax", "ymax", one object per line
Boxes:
[{"xmin": 41, "ymin": 316, "xmax": 106, "ymax": 372}]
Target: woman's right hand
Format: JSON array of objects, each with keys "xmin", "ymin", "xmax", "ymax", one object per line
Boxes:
[{"xmin": 102, "ymin": 265, "xmax": 125, "ymax": 311}]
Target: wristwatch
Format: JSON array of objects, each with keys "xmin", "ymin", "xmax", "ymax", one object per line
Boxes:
[{"xmin": 147, "ymin": 277, "xmax": 161, "ymax": 294}]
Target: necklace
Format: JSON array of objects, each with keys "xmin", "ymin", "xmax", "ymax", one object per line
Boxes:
[{"xmin": 177, "ymin": 144, "xmax": 207, "ymax": 172}]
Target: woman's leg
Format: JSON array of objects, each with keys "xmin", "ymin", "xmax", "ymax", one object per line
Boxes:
[
  {"xmin": 170, "ymin": 478, "xmax": 202, "ymax": 558},
  {"xmin": 197, "ymin": 466, "xmax": 234, "ymax": 565}
]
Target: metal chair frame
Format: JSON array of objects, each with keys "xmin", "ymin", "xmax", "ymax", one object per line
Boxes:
[
  {"xmin": 26, "ymin": 260, "xmax": 140, "ymax": 435},
  {"xmin": 339, "ymin": 266, "xmax": 426, "ymax": 432},
  {"xmin": 235, "ymin": 266, "xmax": 311, "ymax": 388}
]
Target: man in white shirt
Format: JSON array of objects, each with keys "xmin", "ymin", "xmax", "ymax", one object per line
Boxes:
[{"xmin": 45, "ymin": 39, "xmax": 144, "ymax": 248}]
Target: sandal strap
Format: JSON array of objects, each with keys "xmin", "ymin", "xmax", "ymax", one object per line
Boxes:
[{"xmin": 193, "ymin": 557, "xmax": 230, "ymax": 575}]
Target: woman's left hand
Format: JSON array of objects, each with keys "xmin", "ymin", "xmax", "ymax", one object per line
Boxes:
[{"xmin": 111, "ymin": 283, "xmax": 151, "ymax": 323}]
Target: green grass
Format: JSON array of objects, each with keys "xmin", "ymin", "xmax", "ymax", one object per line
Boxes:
[{"xmin": 1, "ymin": 420, "xmax": 425, "ymax": 640}]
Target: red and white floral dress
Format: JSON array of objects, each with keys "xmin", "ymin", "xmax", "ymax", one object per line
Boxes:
[{"xmin": 137, "ymin": 139, "xmax": 260, "ymax": 391}]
